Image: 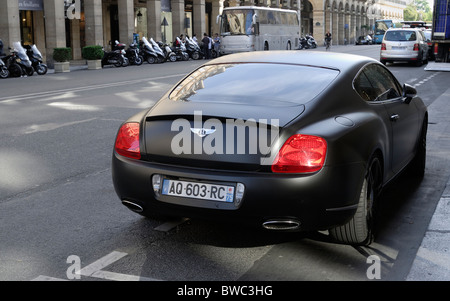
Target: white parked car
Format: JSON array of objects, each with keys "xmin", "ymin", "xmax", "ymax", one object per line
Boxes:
[{"xmin": 380, "ymin": 28, "xmax": 429, "ymax": 66}]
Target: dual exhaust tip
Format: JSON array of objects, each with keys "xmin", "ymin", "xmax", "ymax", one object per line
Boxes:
[{"xmin": 122, "ymin": 199, "xmax": 300, "ymax": 231}]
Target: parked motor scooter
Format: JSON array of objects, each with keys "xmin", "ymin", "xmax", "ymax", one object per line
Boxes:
[
  {"xmin": 157, "ymin": 41, "xmax": 177, "ymax": 62},
  {"xmin": 0, "ymin": 40, "xmax": 9, "ymax": 78},
  {"xmin": 297, "ymin": 36, "xmax": 309, "ymax": 50},
  {"xmin": 149, "ymin": 38, "xmax": 166, "ymax": 63},
  {"xmin": 0, "ymin": 57, "xmax": 9, "ymax": 79},
  {"xmin": 140, "ymin": 37, "xmax": 159, "ymax": 64},
  {"xmin": 305, "ymin": 34, "xmax": 317, "ymax": 48},
  {"xmin": 125, "ymin": 43, "xmax": 143, "ymax": 65},
  {"xmin": 184, "ymin": 36, "xmax": 203, "ymax": 60},
  {"xmin": 24, "ymin": 44, "xmax": 48, "ymax": 75},
  {"xmin": 102, "ymin": 40, "xmax": 128, "ymax": 67},
  {"xmin": 170, "ymin": 37, "xmax": 189, "ymax": 61},
  {"xmin": 4, "ymin": 42, "xmax": 34, "ymax": 77}
]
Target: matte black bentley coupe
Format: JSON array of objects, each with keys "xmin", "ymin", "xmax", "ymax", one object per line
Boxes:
[{"xmin": 112, "ymin": 51, "xmax": 427, "ymax": 246}]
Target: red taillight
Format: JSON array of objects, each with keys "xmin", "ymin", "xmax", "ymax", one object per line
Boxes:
[
  {"xmin": 271, "ymin": 134, "xmax": 327, "ymax": 173},
  {"xmin": 413, "ymin": 43, "xmax": 419, "ymax": 51},
  {"xmin": 434, "ymin": 43, "xmax": 439, "ymax": 55},
  {"xmin": 381, "ymin": 43, "xmax": 386, "ymax": 51},
  {"xmin": 115, "ymin": 122, "xmax": 141, "ymax": 159}
]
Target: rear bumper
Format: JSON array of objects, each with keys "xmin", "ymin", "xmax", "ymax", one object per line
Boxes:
[
  {"xmin": 380, "ymin": 51, "xmax": 419, "ymax": 61},
  {"xmin": 111, "ymin": 152, "xmax": 366, "ymax": 231}
]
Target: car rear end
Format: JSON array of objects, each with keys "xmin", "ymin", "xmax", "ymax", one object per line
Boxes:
[
  {"xmin": 380, "ymin": 29, "xmax": 422, "ymax": 63},
  {"xmin": 111, "ymin": 58, "xmax": 366, "ymax": 232}
]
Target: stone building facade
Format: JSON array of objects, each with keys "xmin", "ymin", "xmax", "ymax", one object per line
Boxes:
[{"xmin": 0, "ymin": 0, "xmax": 404, "ymax": 67}]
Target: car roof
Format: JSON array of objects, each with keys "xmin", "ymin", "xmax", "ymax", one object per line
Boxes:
[{"xmin": 208, "ymin": 50, "xmax": 377, "ymax": 73}]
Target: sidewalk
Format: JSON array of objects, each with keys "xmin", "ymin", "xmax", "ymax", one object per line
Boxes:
[{"xmin": 47, "ymin": 59, "xmax": 88, "ymax": 73}]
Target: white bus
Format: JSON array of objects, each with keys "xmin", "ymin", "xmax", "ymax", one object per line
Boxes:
[{"xmin": 217, "ymin": 6, "xmax": 300, "ymax": 55}]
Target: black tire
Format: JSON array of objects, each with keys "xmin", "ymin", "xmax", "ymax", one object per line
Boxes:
[
  {"xmin": 135, "ymin": 55, "xmax": 143, "ymax": 65},
  {"xmin": 9, "ymin": 64, "xmax": 22, "ymax": 77},
  {"xmin": 114, "ymin": 57, "xmax": 123, "ymax": 67},
  {"xmin": 408, "ymin": 117, "xmax": 427, "ymax": 178},
  {"xmin": 147, "ymin": 56, "xmax": 156, "ymax": 64},
  {"xmin": 25, "ymin": 67, "xmax": 34, "ymax": 76},
  {"xmin": 169, "ymin": 54, "xmax": 177, "ymax": 62},
  {"xmin": 191, "ymin": 51, "xmax": 200, "ymax": 60},
  {"xmin": 329, "ymin": 156, "xmax": 382, "ymax": 246},
  {"xmin": 36, "ymin": 64, "xmax": 48, "ymax": 75},
  {"xmin": 0, "ymin": 67, "xmax": 9, "ymax": 78}
]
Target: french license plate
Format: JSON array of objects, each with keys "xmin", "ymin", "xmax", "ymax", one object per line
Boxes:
[
  {"xmin": 161, "ymin": 179, "xmax": 235, "ymax": 203},
  {"xmin": 392, "ymin": 46, "xmax": 406, "ymax": 50}
]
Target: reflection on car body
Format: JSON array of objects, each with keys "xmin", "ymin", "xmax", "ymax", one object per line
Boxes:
[{"xmin": 112, "ymin": 51, "xmax": 427, "ymax": 246}]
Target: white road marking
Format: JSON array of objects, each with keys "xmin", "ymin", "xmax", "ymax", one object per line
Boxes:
[
  {"xmin": 32, "ymin": 275, "xmax": 68, "ymax": 281},
  {"xmin": 78, "ymin": 251, "xmax": 128, "ymax": 277},
  {"xmin": 32, "ymin": 251, "xmax": 162, "ymax": 281}
]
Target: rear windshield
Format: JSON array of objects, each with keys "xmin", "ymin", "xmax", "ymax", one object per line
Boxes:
[
  {"xmin": 169, "ymin": 63, "xmax": 339, "ymax": 106},
  {"xmin": 384, "ymin": 30, "xmax": 417, "ymax": 41}
]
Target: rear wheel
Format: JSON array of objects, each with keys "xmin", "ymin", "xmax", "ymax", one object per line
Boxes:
[
  {"xmin": 147, "ymin": 56, "xmax": 156, "ymax": 64},
  {"xmin": 329, "ymin": 156, "xmax": 382, "ymax": 246}
]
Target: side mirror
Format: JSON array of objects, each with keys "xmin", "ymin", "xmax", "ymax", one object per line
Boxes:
[{"xmin": 403, "ymin": 83, "xmax": 416, "ymax": 104}]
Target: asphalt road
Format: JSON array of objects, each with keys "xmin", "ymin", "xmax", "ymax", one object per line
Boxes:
[{"xmin": 1, "ymin": 45, "xmax": 449, "ymax": 285}]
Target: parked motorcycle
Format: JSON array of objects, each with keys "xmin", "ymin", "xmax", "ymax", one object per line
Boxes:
[
  {"xmin": 0, "ymin": 40, "xmax": 9, "ymax": 78},
  {"xmin": 0, "ymin": 56, "xmax": 9, "ymax": 79},
  {"xmin": 157, "ymin": 41, "xmax": 177, "ymax": 62},
  {"xmin": 140, "ymin": 37, "xmax": 160, "ymax": 64},
  {"xmin": 24, "ymin": 44, "xmax": 48, "ymax": 75},
  {"xmin": 185, "ymin": 36, "xmax": 203, "ymax": 60},
  {"xmin": 170, "ymin": 37, "xmax": 189, "ymax": 61},
  {"xmin": 298, "ymin": 35, "xmax": 318, "ymax": 50},
  {"xmin": 125, "ymin": 43, "xmax": 143, "ymax": 66},
  {"xmin": 149, "ymin": 37, "xmax": 167, "ymax": 63},
  {"xmin": 4, "ymin": 42, "xmax": 34, "ymax": 77},
  {"xmin": 102, "ymin": 40, "xmax": 128, "ymax": 67},
  {"xmin": 305, "ymin": 34, "xmax": 317, "ymax": 48}
]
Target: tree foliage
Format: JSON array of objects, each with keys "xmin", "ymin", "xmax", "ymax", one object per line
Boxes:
[{"xmin": 403, "ymin": 0, "xmax": 433, "ymax": 22}]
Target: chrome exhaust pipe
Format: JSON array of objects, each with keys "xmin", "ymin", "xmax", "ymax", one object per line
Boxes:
[
  {"xmin": 121, "ymin": 200, "xmax": 144, "ymax": 213},
  {"xmin": 262, "ymin": 219, "xmax": 301, "ymax": 231}
]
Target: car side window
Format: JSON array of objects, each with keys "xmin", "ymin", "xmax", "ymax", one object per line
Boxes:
[{"xmin": 354, "ymin": 64, "xmax": 402, "ymax": 102}]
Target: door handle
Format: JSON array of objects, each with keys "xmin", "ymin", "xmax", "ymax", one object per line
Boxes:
[{"xmin": 390, "ymin": 114, "xmax": 399, "ymax": 121}]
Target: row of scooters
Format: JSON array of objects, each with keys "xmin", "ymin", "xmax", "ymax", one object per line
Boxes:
[
  {"xmin": 0, "ymin": 35, "xmax": 216, "ymax": 79},
  {"xmin": 102, "ymin": 36, "xmax": 217, "ymax": 68},
  {"xmin": 0, "ymin": 41, "xmax": 48, "ymax": 78}
]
